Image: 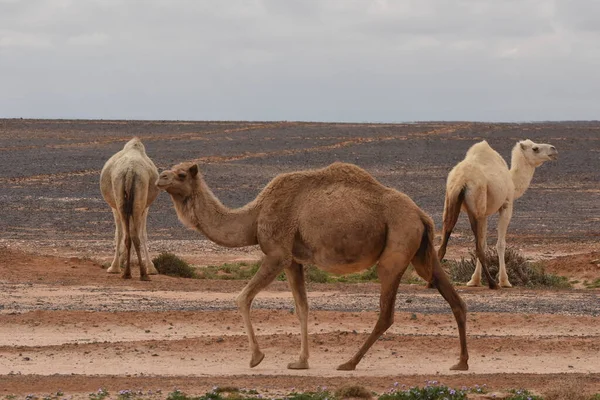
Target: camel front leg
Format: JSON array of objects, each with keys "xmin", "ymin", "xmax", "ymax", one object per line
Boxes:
[
  {"xmin": 236, "ymin": 254, "xmax": 288, "ymax": 368},
  {"xmin": 497, "ymin": 204, "xmax": 513, "ymax": 288},
  {"xmin": 337, "ymin": 254, "xmax": 407, "ymax": 370},
  {"xmin": 140, "ymin": 208, "xmax": 158, "ymax": 275},
  {"xmin": 107, "ymin": 209, "xmax": 123, "ymax": 274},
  {"xmin": 284, "ymin": 261, "xmax": 309, "ymax": 369},
  {"xmin": 467, "ymin": 214, "xmax": 498, "ymax": 289}
]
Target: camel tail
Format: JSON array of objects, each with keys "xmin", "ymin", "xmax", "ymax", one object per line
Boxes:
[{"xmin": 438, "ymin": 185, "xmax": 466, "ymax": 261}]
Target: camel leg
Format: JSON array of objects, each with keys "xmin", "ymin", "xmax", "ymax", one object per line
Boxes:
[
  {"xmin": 236, "ymin": 254, "xmax": 288, "ymax": 368},
  {"xmin": 107, "ymin": 209, "xmax": 123, "ymax": 274},
  {"xmin": 430, "ymin": 262, "xmax": 469, "ymax": 370},
  {"xmin": 130, "ymin": 213, "xmax": 149, "ymax": 281},
  {"xmin": 122, "ymin": 221, "xmax": 133, "ymax": 280},
  {"xmin": 284, "ymin": 261, "xmax": 309, "ymax": 369},
  {"xmin": 497, "ymin": 204, "xmax": 513, "ymax": 288},
  {"xmin": 467, "ymin": 214, "xmax": 498, "ymax": 289},
  {"xmin": 337, "ymin": 254, "xmax": 408, "ymax": 371},
  {"xmin": 140, "ymin": 208, "xmax": 158, "ymax": 275}
]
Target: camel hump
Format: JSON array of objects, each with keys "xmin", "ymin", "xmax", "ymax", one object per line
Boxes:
[
  {"xmin": 123, "ymin": 137, "xmax": 146, "ymax": 154},
  {"xmin": 463, "ymin": 140, "xmax": 507, "ymax": 169}
]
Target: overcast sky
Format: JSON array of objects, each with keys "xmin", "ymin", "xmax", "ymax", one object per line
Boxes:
[{"xmin": 1, "ymin": 0, "xmax": 599, "ymax": 122}]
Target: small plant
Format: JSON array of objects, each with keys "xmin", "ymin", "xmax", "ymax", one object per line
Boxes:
[
  {"xmin": 285, "ymin": 388, "xmax": 332, "ymax": 400},
  {"xmin": 89, "ymin": 388, "xmax": 109, "ymax": 400},
  {"xmin": 446, "ymin": 247, "xmax": 570, "ymax": 288},
  {"xmin": 117, "ymin": 389, "xmax": 135, "ymax": 399},
  {"xmin": 506, "ymin": 388, "xmax": 543, "ymax": 400},
  {"xmin": 152, "ymin": 252, "xmax": 197, "ymax": 278},
  {"xmin": 335, "ymin": 385, "xmax": 372, "ymax": 399},
  {"xmin": 379, "ymin": 382, "xmax": 467, "ymax": 400},
  {"xmin": 584, "ymin": 279, "xmax": 600, "ymax": 289}
]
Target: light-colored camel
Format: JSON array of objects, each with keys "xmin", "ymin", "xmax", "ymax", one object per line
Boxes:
[
  {"xmin": 437, "ymin": 139, "xmax": 558, "ymax": 289},
  {"xmin": 157, "ymin": 161, "xmax": 469, "ymax": 371},
  {"xmin": 100, "ymin": 137, "xmax": 159, "ymax": 281}
]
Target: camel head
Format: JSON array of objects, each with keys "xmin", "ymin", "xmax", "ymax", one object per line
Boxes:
[
  {"xmin": 517, "ymin": 139, "xmax": 558, "ymax": 167},
  {"xmin": 156, "ymin": 162, "xmax": 199, "ymax": 198}
]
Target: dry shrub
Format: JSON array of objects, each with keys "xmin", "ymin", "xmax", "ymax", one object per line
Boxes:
[
  {"xmin": 152, "ymin": 252, "xmax": 196, "ymax": 278},
  {"xmin": 334, "ymin": 385, "xmax": 373, "ymax": 399},
  {"xmin": 446, "ymin": 247, "xmax": 570, "ymax": 288}
]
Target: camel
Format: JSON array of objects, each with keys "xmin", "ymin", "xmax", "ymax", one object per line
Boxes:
[
  {"xmin": 156, "ymin": 161, "xmax": 469, "ymax": 371},
  {"xmin": 437, "ymin": 139, "xmax": 558, "ymax": 289},
  {"xmin": 100, "ymin": 137, "xmax": 160, "ymax": 281}
]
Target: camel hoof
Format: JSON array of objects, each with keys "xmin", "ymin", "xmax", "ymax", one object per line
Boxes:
[
  {"xmin": 466, "ymin": 280, "xmax": 481, "ymax": 287},
  {"xmin": 500, "ymin": 281, "xmax": 513, "ymax": 288},
  {"xmin": 336, "ymin": 361, "xmax": 356, "ymax": 371},
  {"xmin": 287, "ymin": 360, "xmax": 309, "ymax": 370},
  {"xmin": 450, "ymin": 361, "xmax": 469, "ymax": 371},
  {"xmin": 140, "ymin": 275, "xmax": 151, "ymax": 282},
  {"xmin": 249, "ymin": 351, "xmax": 265, "ymax": 368},
  {"xmin": 121, "ymin": 274, "xmax": 132, "ymax": 280},
  {"xmin": 107, "ymin": 266, "xmax": 121, "ymax": 274}
]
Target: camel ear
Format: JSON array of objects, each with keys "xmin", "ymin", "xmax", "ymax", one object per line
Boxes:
[
  {"xmin": 519, "ymin": 142, "xmax": 526, "ymax": 151},
  {"xmin": 189, "ymin": 164, "xmax": 199, "ymax": 177}
]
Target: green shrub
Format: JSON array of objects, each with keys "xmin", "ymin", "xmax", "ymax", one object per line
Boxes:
[
  {"xmin": 445, "ymin": 247, "xmax": 570, "ymax": 288},
  {"xmin": 335, "ymin": 385, "xmax": 372, "ymax": 399},
  {"xmin": 152, "ymin": 252, "xmax": 197, "ymax": 278},
  {"xmin": 506, "ymin": 388, "xmax": 543, "ymax": 400},
  {"xmin": 379, "ymin": 382, "xmax": 466, "ymax": 400}
]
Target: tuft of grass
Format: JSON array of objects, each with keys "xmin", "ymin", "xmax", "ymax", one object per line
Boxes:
[
  {"xmin": 506, "ymin": 388, "xmax": 543, "ymax": 400},
  {"xmin": 380, "ymin": 382, "xmax": 467, "ymax": 400},
  {"xmin": 335, "ymin": 385, "xmax": 372, "ymax": 399},
  {"xmin": 152, "ymin": 252, "xmax": 197, "ymax": 278},
  {"xmin": 89, "ymin": 388, "xmax": 110, "ymax": 400},
  {"xmin": 445, "ymin": 247, "xmax": 570, "ymax": 288},
  {"xmin": 285, "ymin": 389, "xmax": 333, "ymax": 400},
  {"xmin": 584, "ymin": 278, "xmax": 600, "ymax": 289}
]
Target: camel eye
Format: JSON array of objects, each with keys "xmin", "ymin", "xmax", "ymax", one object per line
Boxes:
[
  {"xmin": 532, "ymin": 147, "xmax": 539, "ymax": 153},
  {"xmin": 177, "ymin": 173, "xmax": 186, "ymax": 179}
]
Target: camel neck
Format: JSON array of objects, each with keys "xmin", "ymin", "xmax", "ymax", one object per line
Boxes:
[
  {"xmin": 510, "ymin": 146, "xmax": 536, "ymax": 200},
  {"xmin": 174, "ymin": 176, "xmax": 259, "ymax": 247}
]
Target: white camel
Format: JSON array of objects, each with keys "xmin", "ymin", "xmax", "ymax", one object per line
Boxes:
[
  {"xmin": 437, "ymin": 139, "xmax": 558, "ymax": 288},
  {"xmin": 100, "ymin": 137, "xmax": 160, "ymax": 281}
]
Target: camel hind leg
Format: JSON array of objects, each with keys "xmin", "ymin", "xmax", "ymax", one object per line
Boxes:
[
  {"xmin": 337, "ymin": 251, "xmax": 409, "ymax": 371},
  {"xmin": 107, "ymin": 209, "xmax": 124, "ymax": 274},
  {"xmin": 496, "ymin": 203, "xmax": 513, "ymax": 287},
  {"xmin": 130, "ymin": 210, "xmax": 149, "ymax": 281},
  {"xmin": 236, "ymin": 253, "xmax": 289, "ymax": 368},
  {"xmin": 284, "ymin": 261, "xmax": 309, "ymax": 369},
  {"xmin": 411, "ymin": 227, "xmax": 469, "ymax": 370},
  {"xmin": 467, "ymin": 213, "xmax": 497, "ymax": 289},
  {"xmin": 141, "ymin": 208, "xmax": 158, "ymax": 275}
]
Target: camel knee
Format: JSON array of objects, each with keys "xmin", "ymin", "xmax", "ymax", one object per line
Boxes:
[
  {"xmin": 236, "ymin": 292, "xmax": 251, "ymax": 311},
  {"xmin": 496, "ymin": 240, "xmax": 506, "ymax": 254}
]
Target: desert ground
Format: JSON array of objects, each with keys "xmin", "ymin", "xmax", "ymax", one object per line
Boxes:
[{"xmin": 0, "ymin": 119, "xmax": 599, "ymax": 398}]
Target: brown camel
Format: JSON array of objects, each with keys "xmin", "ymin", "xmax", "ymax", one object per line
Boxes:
[
  {"xmin": 157, "ymin": 161, "xmax": 468, "ymax": 371},
  {"xmin": 100, "ymin": 137, "xmax": 159, "ymax": 281},
  {"xmin": 437, "ymin": 139, "xmax": 558, "ymax": 289}
]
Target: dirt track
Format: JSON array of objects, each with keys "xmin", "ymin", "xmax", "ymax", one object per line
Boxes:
[{"xmin": 0, "ymin": 120, "xmax": 599, "ymax": 398}]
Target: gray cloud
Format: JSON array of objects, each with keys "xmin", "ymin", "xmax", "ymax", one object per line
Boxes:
[{"xmin": 0, "ymin": 0, "xmax": 598, "ymax": 121}]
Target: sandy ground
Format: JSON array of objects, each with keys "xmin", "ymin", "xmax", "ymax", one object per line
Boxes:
[
  {"xmin": 0, "ymin": 246, "xmax": 599, "ymax": 399},
  {"xmin": 1, "ymin": 120, "xmax": 599, "ymax": 398}
]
